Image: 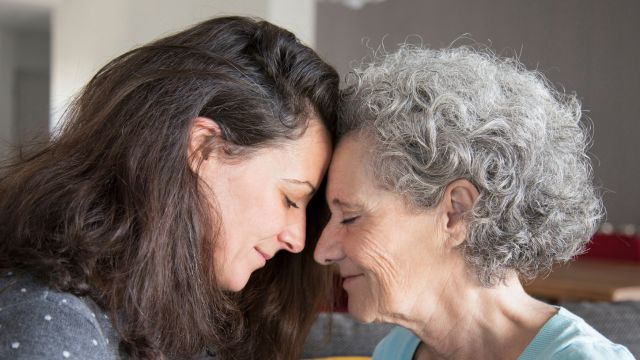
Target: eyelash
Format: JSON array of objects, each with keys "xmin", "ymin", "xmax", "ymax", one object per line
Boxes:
[
  {"xmin": 341, "ymin": 216, "xmax": 360, "ymax": 225},
  {"xmin": 285, "ymin": 196, "xmax": 299, "ymax": 209}
]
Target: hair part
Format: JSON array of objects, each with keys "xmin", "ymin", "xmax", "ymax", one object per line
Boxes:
[{"xmin": 339, "ymin": 44, "xmax": 603, "ymax": 286}]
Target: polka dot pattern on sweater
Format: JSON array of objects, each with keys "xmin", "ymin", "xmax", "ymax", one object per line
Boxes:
[{"xmin": 1, "ymin": 272, "xmax": 123, "ymax": 359}]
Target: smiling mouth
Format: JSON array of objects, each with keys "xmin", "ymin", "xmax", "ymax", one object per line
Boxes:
[
  {"xmin": 255, "ymin": 248, "xmax": 272, "ymax": 261},
  {"xmin": 341, "ymin": 274, "xmax": 364, "ymax": 285}
]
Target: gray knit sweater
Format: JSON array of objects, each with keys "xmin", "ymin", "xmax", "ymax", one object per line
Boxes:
[
  {"xmin": 0, "ymin": 271, "xmax": 124, "ymax": 359},
  {"xmin": 0, "ymin": 271, "xmax": 216, "ymax": 359}
]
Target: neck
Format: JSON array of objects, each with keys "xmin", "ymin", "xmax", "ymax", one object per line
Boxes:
[{"xmin": 384, "ymin": 273, "xmax": 557, "ymax": 360}]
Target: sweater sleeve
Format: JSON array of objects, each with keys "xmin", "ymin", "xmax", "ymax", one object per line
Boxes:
[{"xmin": 0, "ymin": 288, "xmax": 114, "ymax": 360}]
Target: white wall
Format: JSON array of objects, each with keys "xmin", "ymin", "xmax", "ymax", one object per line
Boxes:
[{"xmin": 50, "ymin": 0, "xmax": 316, "ymax": 130}]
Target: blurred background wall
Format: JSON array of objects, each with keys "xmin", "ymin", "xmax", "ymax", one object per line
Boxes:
[
  {"xmin": 316, "ymin": 0, "xmax": 639, "ymax": 227},
  {"xmin": 0, "ymin": 0, "xmax": 637, "ymax": 227},
  {"xmin": 0, "ymin": 0, "xmax": 315, "ymax": 150},
  {"xmin": 0, "ymin": 0, "xmax": 49, "ymax": 159}
]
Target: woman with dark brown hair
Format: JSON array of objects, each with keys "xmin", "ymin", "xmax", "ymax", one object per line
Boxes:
[{"xmin": 0, "ymin": 16, "xmax": 338, "ymax": 360}]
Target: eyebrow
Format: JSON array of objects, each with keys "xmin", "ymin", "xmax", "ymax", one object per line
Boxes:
[
  {"xmin": 282, "ymin": 179, "xmax": 316, "ymax": 196},
  {"xmin": 331, "ymin": 198, "xmax": 362, "ymax": 210}
]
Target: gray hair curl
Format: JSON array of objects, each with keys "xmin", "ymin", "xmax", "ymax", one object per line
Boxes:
[{"xmin": 339, "ymin": 45, "xmax": 603, "ymax": 286}]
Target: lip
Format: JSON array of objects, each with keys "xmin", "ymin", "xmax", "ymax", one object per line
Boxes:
[
  {"xmin": 254, "ymin": 248, "xmax": 272, "ymax": 262},
  {"xmin": 341, "ymin": 274, "xmax": 364, "ymax": 287}
]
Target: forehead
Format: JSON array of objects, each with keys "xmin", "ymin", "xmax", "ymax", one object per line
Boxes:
[
  {"xmin": 327, "ymin": 133, "xmax": 375, "ymax": 195},
  {"xmin": 278, "ymin": 117, "xmax": 332, "ymax": 168}
]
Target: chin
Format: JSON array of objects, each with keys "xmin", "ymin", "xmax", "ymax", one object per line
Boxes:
[
  {"xmin": 219, "ymin": 271, "xmax": 251, "ymax": 292},
  {"xmin": 224, "ymin": 281, "xmax": 247, "ymax": 292},
  {"xmin": 347, "ymin": 295, "xmax": 376, "ymax": 323}
]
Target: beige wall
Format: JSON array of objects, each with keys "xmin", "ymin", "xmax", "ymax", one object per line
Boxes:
[{"xmin": 317, "ymin": 0, "xmax": 640, "ymax": 225}]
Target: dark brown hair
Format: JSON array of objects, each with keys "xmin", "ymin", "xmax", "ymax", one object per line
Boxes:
[{"xmin": 0, "ymin": 16, "xmax": 338, "ymax": 359}]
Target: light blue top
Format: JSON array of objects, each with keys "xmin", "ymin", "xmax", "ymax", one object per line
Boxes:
[{"xmin": 372, "ymin": 307, "xmax": 635, "ymax": 360}]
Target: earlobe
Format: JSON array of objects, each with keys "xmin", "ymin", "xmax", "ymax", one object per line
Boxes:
[
  {"xmin": 444, "ymin": 179, "xmax": 479, "ymax": 247},
  {"xmin": 187, "ymin": 117, "xmax": 223, "ymax": 172}
]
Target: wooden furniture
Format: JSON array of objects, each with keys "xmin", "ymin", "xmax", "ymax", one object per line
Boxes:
[{"xmin": 524, "ymin": 259, "xmax": 640, "ymax": 302}]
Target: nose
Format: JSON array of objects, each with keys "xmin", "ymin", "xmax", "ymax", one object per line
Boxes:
[
  {"xmin": 277, "ymin": 218, "xmax": 305, "ymax": 253},
  {"xmin": 313, "ymin": 223, "xmax": 345, "ymax": 265}
]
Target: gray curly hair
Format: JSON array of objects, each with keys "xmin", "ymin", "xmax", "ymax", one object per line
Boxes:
[{"xmin": 339, "ymin": 45, "xmax": 604, "ymax": 286}]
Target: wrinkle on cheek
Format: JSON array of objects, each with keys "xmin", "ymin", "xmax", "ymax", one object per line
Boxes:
[{"xmin": 354, "ymin": 228, "xmax": 401, "ymax": 314}]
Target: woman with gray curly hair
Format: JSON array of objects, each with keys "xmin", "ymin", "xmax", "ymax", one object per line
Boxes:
[{"xmin": 314, "ymin": 46, "xmax": 634, "ymax": 359}]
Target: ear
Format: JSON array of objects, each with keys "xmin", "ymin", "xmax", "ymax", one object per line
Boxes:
[
  {"xmin": 187, "ymin": 117, "xmax": 223, "ymax": 173},
  {"xmin": 441, "ymin": 179, "xmax": 479, "ymax": 247}
]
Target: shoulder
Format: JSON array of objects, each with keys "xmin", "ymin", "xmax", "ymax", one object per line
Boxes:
[
  {"xmin": 0, "ymin": 271, "xmax": 120, "ymax": 360},
  {"xmin": 520, "ymin": 307, "xmax": 635, "ymax": 360},
  {"xmin": 372, "ymin": 326, "xmax": 421, "ymax": 360}
]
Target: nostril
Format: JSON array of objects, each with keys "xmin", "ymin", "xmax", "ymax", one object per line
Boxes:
[{"xmin": 279, "ymin": 230, "xmax": 304, "ymax": 253}]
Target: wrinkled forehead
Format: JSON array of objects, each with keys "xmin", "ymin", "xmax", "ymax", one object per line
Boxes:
[
  {"xmin": 326, "ymin": 132, "xmax": 376, "ymax": 198},
  {"xmin": 328, "ymin": 131, "xmax": 428, "ymax": 214}
]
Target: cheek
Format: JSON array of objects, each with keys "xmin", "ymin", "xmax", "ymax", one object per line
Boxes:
[
  {"xmin": 223, "ymin": 188, "xmax": 286, "ymax": 242},
  {"xmin": 212, "ymin": 237, "xmax": 256, "ymax": 291},
  {"xmin": 212, "ymin": 236, "xmax": 239, "ymax": 272},
  {"xmin": 348, "ymin": 233, "xmax": 399, "ymax": 286},
  {"xmin": 344, "ymin": 231, "xmax": 404, "ymax": 314},
  {"xmin": 249, "ymin": 193, "xmax": 287, "ymax": 236}
]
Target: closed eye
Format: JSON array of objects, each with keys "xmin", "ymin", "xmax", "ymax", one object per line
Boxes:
[
  {"xmin": 285, "ymin": 196, "xmax": 299, "ymax": 209},
  {"xmin": 341, "ymin": 216, "xmax": 360, "ymax": 225}
]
